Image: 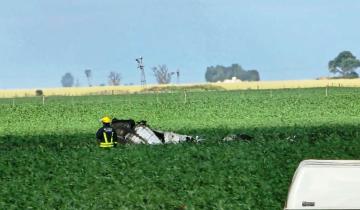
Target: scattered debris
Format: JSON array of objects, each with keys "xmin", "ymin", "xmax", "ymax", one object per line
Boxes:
[
  {"xmin": 286, "ymin": 135, "xmax": 297, "ymax": 142},
  {"xmin": 222, "ymin": 133, "xmax": 253, "ymax": 142}
]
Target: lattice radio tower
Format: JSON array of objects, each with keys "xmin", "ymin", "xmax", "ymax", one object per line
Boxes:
[{"xmin": 136, "ymin": 56, "xmax": 146, "ymax": 86}]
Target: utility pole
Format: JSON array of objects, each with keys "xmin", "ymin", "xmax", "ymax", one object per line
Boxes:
[
  {"xmin": 176, "ymin": 69, "xmax": 180, "ymax": 84},
  {"xmin": 136, "ymin": 57, "xmax": 146, "ymax": 86}
]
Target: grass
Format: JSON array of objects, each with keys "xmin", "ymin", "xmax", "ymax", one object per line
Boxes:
[{"xmin": 1, "ymin": 88, "xmax": 360, "ymax": 209}]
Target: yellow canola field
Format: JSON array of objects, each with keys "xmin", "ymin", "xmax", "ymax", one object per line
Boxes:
[
  {"xmin": 1, "ymin": 79, "xmax": 360, "ymax": 98},
  {"xmin": 215, "ymin": 79, "xmax": 360, "ymax": 90},
  {"xmin": 0, "ymin": 86, "xmax": 143, "ymax": 98}
]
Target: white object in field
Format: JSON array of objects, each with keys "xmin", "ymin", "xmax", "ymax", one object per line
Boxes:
[
  {"xmin": 124, "ymin": 125, "xmax": 193, "ymax": 144},
  {"xmin": 125, "ymin": 132, "xmax": 144, "ymax": 144},
  {"xmin": 134, "ymin": 125, "xmax": 162, "ymax": 144},
  {"xmin": 163, "ymin": 132, "xmax": 190, "ymax": 143},
  {"xmin": 284, "ymin": 159, "xmax": 360, "ymax": 210},
  {"xmin": 222, "ymin": 77, "xmax": 242, "ymax": 83}
]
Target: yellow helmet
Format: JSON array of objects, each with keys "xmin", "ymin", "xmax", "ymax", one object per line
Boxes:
[{"xmin": 101, "ymin": 116, "xmax": 111, "ymax": 124}]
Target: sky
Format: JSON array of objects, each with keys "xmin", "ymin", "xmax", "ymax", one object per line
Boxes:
[{"xmin": 1, "ymin": 0, "xmax": 360, "ymax": 89}]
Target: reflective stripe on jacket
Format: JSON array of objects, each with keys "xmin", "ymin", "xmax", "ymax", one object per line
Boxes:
[{"xmin": 100, "ymin": 131, "xmax": 114, "ymax": 148}]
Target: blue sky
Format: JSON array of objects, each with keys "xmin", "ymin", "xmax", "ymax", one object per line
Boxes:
[{"xmin": 1, "ymin": 0, "xmax": 360, "ymax": 89}]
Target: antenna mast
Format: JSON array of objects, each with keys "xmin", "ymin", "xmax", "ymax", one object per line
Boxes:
[{"xmin": 136, "ymin": 56, "xmax": 146, "ymax": 86}]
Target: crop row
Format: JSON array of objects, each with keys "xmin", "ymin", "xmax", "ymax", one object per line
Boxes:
[{"xmin": 1, "ymin": 88, "xmax": 360, "ymax": 209}]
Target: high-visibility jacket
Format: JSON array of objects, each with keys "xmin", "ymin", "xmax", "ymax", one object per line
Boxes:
[{"xmin": 96, "ymin": 125, "xmax": 118, "ymax": 148}]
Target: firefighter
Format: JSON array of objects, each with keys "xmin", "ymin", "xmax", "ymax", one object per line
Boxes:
[{"xmin": 96, "ymin": 116, "xmax": 118, "ymax": 148}]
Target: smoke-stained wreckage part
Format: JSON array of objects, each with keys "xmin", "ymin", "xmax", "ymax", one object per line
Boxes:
[{"xmin": 111, "ymin": 118, "xmax": 198, "ymax": 144}]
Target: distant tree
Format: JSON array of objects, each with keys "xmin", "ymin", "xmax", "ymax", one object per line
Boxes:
[
  {"xmin": 205, "ymin": 65, "xmax": 225, "ymax": 82},
  {"xmin": 84, "ymin": 69, "xmax": 92, "ymax": 87},
  {"xmin": 153, "ymin": 65, "xmax": 172, "ymax": 84},
  {"xmin": 108, "ymin": 72, "xmax": 121, "ymax": 86},
  {"xmin": 205, "ymin": 64, "xmax": 260, "ymax": 82},
  {"xmin": 329, "ymin": 51, "xmax": 360, "ymax": 77},
  {"xmin": 246, "ymin": 70, "xmax": 260, "ymax": 81},
  {"xmin": 61, "ymin": 73, "xmax": 74, "ymax": 87},
  {"xmin": 35, "ymin": 89, "xmax": 43, "ymax": 96}
]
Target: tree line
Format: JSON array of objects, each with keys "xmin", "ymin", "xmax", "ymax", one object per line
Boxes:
[
  {"xmin": 60, "ymin": 50, "xmax": 360, "ymax": 87},
  {"xmin": 61, "ymin": 70, "xmax": 122, "ymax": 87},
  {"xmin": 205, "ymin": 64, "xmax": 260, "ymax": 82},
  {"xmin": 60, "ymin": 66, "xmax": 181, "ymax": 87}
]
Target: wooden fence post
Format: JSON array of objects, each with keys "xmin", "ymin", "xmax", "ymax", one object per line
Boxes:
[
  {"xmin": 325, "ymin": 86, "xmax": 328, "ymax": 97},
  {"xmin": 184, "ymin": 90, "xmax": 187, "ymax": 104}
]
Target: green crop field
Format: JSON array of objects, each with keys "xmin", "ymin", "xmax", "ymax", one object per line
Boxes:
[{"xmin": 1, "ymin": 88, "xmax": 360, "ymax": 209}]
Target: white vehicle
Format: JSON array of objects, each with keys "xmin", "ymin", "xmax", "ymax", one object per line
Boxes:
[{"xmin": 284, "ymin": 160, "xmax": 360, "ymax": 210}]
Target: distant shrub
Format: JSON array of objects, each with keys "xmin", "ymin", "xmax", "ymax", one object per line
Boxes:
[{"xmin": 35, "ymin": 89, "xmax": 43, "ymax": 96}]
